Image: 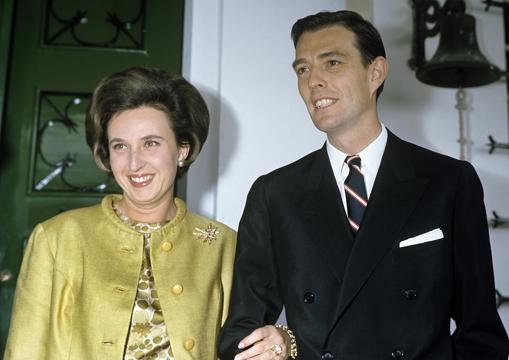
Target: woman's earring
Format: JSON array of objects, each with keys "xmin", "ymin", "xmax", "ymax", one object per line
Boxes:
[{"xmin": 178, "ymin": 160, "xmax": 184, "ymax": 168}]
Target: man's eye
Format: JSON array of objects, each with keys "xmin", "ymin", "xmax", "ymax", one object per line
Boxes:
[
  {"xmin": 295, "ymin": 67, "xmax": 308, "ymax": 75},
  {"xmin": 329, "ymin": 60, "xmax": 340, "ymax": 66}
]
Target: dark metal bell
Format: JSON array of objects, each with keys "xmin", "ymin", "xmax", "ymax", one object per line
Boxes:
[{"xmin": 416, "ymin": 0, "xmax": 501, "ymax": 88}]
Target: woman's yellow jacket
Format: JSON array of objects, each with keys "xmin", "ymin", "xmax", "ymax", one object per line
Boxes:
[{"xmin": 4, "ymin": 195, "xmax": 237, "ymax": 359}]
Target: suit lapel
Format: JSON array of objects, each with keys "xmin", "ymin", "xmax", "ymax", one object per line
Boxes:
[
  {"xmin": 334, "ymin": 132, "xmax": 429, "ymax": 321},
  {"xmin": 298, "ymin": 145, "xmax": 355, "ymax": 285}
]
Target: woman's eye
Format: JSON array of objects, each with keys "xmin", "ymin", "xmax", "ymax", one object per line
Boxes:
[
  {"xmin": 145, "ymin": 140, "xmax": 159, "ymax": 147},
  {"xmin": 112, "ymin": 143, "xmax": 127, "ymax": 150}
]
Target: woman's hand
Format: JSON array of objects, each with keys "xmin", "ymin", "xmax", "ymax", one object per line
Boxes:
[{"xmin": 234, "ymin": 325, "xmax": 290, "ymax": 359}]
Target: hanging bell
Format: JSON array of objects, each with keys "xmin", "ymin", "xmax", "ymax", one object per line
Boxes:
[{"xmin": 416, "ymin": 0, "xmax": 501, "ymax": 88}]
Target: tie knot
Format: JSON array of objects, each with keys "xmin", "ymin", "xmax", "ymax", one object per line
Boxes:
[{"xmin": 345, "ymin": 155, "xmax": 361, "ymax": 168}]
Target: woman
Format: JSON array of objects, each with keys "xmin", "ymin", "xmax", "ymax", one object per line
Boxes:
[{"xmin": 4, "ymin": 67, "xmax": 236, "ymax": 359}]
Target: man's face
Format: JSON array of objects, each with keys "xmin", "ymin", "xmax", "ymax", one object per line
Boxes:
[{"xmin": 293, "ymin": 25, "xmax": 380, "ymax": 138}]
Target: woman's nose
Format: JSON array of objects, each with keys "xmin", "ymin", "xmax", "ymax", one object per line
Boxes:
[{"xmin": 128, "ymin": 149, "xmax": 145, "ymax": 171}]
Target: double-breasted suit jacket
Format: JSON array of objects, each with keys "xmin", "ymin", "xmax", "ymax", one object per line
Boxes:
[{"xmin": 219, "ymin": 131, "xmax": 509, "ymax": 359}]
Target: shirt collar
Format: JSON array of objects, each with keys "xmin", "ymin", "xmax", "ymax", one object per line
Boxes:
[
  {"xmin": 326, "ymin": 124, "xmax": 387, "ymax": 188},
  {"xmin": 327, "ymin": 124, "xmax": 386, "ymax": 167},
  {"xmin": 358, "ymin": 124, "xmax": 387, "ymax": 174}
]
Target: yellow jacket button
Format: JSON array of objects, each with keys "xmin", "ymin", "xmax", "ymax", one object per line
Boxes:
[
  {"xmin": 172, "ymin": 284, "xmax": 183, "ymax": 295},
  {"xmin": 184, "ymin": 339, "xmax": 195, "ymax": 350},
  {"xmin": 161, "ymin": 241, "xmax": 173, "ymax": 252}
]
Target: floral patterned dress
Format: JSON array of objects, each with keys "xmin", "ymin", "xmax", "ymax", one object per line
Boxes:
[{"xmin": 114, "ymin": 204, "xmax": 175, "ymax": 360}]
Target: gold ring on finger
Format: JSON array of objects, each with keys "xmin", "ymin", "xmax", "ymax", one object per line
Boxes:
[{"xmin": 271, "ymin": 344, "xmax": 283, "ymax": 356}]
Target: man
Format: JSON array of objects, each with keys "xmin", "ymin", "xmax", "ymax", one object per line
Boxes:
[{"xmin": 219, "ymin": 10, "xmax": 509, "ymax": 360}]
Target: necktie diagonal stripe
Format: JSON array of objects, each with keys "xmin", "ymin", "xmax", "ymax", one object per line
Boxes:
[
  {"xmin": 344, "ymin": 155, "xmax": 368, "ymax": 235},
  {"xmin": 349, "ymin": 218, "xmax": 360, "ymax": 232},
  {"xmin": 344, "ymin": 184, "xmax": 368, "ymax": 206}
]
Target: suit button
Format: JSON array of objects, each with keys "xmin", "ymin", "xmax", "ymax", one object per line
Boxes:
[
  {"xmin": 322, "ymin": 351, "xmax": 334, "ymax": 359},
  {"xmin": 404, "ymin": 289, "xmax": 417, "ymax": 300},
  {"xmin": 161, "ymin": 241, "xmax": 173, "ymax": 252},
  {"xmin": 392, "ymin": 349, "xmax": 405, "ymax": 358},
  {"xmin": 172, "ymin": 284, "xmax": 183, "ymax": 295},
  {"xmin": 184, "ymin": 338, "xmax": 195, "ymax": 350},
  {"xmin": 303, "ymin": 292, "xmax": 315, "ymax": 304}
]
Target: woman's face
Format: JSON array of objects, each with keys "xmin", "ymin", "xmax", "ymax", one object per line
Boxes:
[{"xmin": 107, "ymin": 106, "xmax": 188, "ymax": 212}]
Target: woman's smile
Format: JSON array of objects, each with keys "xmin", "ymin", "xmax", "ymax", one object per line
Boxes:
[{"xmin": 128, "ymin": 173, "xmax": 154, "ymax": 187}]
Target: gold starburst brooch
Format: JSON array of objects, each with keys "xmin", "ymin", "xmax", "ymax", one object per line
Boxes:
[{"xmin": 193, "ymin": 224, "xmax": 220, "ymax": 244}]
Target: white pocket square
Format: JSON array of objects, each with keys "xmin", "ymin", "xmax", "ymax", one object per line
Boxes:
[{"xmin": 399, "ymin": 228, "xmax": 444, "ymax": 248}]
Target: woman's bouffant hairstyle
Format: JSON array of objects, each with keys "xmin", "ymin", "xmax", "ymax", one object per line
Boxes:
[{"xmin": 85, "ymin": 66, "xmax": 209, "ymax": 178}]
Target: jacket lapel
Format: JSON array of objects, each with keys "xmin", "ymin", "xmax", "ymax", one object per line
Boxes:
[
  {"xmin": 333, "ymin": 132, "xmax": 429, "ymax": 321},
  {"xmin": 297, "ymin": 145, "xmax": 355, "ymax": 285}
]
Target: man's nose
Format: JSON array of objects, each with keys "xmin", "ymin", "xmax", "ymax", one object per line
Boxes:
[{"xmin": 309, "ymin": 68, "xmax": 327, "ymax": 88}]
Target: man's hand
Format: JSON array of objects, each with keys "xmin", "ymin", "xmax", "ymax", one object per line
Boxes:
[{"xmin": 234, "ymin": 325, "xmax": 290, "ymax": 359}]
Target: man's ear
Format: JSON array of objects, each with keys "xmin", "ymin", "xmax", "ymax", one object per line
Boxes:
[{"xmin": 369, "ymin": 56, "xmax": 389, "ymax": 95}]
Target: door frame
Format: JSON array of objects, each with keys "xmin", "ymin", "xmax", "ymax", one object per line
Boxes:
[{"xmin": 0, "ymin": 0, "xmax": 15, "ymax": 141}]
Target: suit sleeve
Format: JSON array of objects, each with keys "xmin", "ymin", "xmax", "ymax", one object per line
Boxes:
[
  {"xmin": 451, "ymin": 162, "xmax": 509, "ymax": 359},
  {"xmin": 219, "ymin": 176, "xmax": 284, "ymax": 359},
  {"xmin": 4, "ymin": 224, "xmax": 53, "ymax": 359}
]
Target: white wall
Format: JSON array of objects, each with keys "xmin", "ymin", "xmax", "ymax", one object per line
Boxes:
[
  {"xmin": 183, "ymin": 0, "xmax": 345, "ymax": 225},
  {"xmin": 374, "ymin": 0, "xmax": 509, "ymax": 329},
  {"xmin": 184, "ymin": 0, "xmax": 509, "ymax": 330}
]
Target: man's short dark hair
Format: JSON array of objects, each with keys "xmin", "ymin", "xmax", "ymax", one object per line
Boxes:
[{"xmin": 291, "ymin": 10, "xmax": 386, "ymax": 98}]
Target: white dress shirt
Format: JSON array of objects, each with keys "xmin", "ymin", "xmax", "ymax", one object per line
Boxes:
[{"xmin": 326, "ymin": 124, "xmax": 388, "ymax": 216}]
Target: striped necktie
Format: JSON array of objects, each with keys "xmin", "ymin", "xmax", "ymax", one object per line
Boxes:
[{"xmin": 344, "ymin": 155, "xmax": 368, "ymax": 235}]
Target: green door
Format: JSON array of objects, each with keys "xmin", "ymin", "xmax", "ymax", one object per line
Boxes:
[{"xmin": 0, "ymin": 0, "xmax": 184, "ymax": 352}]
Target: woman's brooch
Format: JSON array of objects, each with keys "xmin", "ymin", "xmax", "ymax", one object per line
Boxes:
[{"xmin": 193, "ymin": 224, "xmax": 220, "ymax": 244}]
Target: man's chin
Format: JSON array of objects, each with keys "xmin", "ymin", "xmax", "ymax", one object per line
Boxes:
[{"xmin": 311, "ymin": 116, "xmax": 339, "ymax": 133}]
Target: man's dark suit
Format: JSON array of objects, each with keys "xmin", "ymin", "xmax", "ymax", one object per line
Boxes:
[{"xmin": 219, "ymin": 131, "xmax": 509, "ymax": 359}]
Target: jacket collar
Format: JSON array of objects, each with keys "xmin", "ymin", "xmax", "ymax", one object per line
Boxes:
[
  {"xmin": 101, "ymin": 194, "xmax": 188, "ymax": 237},
  {"xmin": 296, "ymin": 145, "xmax": 355, "ymax": 284},
  {"xmin": 329, "ymin": 130, "xmax": 430, "ymax": 329}
]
